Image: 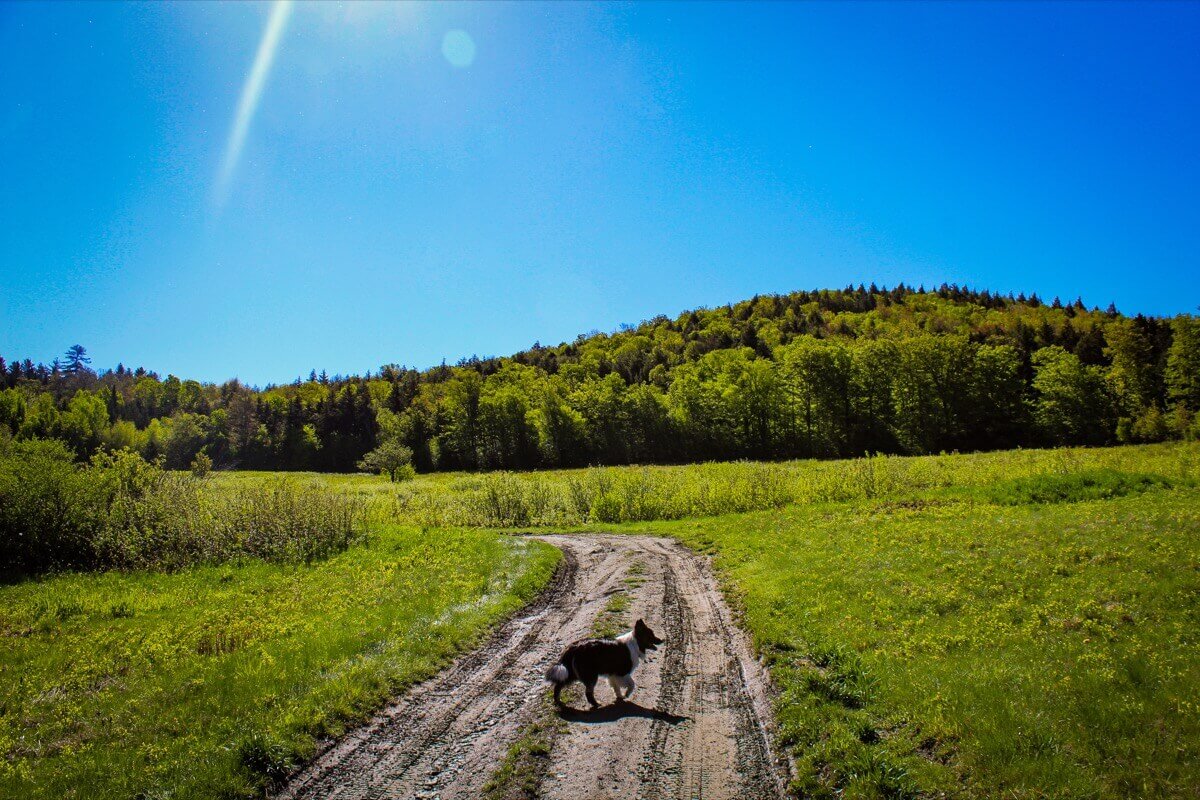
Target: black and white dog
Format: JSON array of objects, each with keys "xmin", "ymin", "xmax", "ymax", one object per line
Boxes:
[{"xmin": 545, "ymin": 619, "xmax": 664, "ymax": 708}]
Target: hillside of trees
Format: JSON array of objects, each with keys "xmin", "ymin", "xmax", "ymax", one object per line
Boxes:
[{"xmin": 3, "ymin": 285, "xmax": 1198, "ymax": 474}]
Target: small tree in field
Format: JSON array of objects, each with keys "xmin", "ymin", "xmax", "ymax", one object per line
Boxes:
[
  {"xmin": 190, "ymin": 450, "xmax": 213, "ymax": 478},
  {"xmin": 357, "ymin": 439, "xmax": 415, "ymax": 482}
]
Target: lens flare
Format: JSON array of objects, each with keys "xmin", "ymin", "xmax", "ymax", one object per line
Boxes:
[
  {"xmin": 215, "ymin": 0, "xmax": 294, "ymax": 207},
  {"xmin": 442, "ymin": 30, "xmax": 475, "ymax": 68}
]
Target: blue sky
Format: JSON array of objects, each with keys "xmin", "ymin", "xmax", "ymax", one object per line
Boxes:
[{"xmin": 2, "ymin": 1, "xmax": 1198, "ymax": 385}]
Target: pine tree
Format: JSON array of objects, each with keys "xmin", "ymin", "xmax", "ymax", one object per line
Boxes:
[
  {"xmin": 106, "ymin": 384, "xmax": 120, "ymax": 422},
  {"xmin": 63, "ymin": 345, "xmax": 91, "ymax": 374}
]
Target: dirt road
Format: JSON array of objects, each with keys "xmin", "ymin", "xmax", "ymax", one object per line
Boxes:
[{"xmin": 276, "ymin": 534, "xmax": 789, "ymax": 800}]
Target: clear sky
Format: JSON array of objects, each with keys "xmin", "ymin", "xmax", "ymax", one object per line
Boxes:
[{"xmin": 2, "ymin": 1, "xmax": 1198, "ymax": 385}]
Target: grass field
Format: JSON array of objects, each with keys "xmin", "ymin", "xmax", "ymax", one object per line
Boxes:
[
  {"xmin": 634, "ymin": 480, "xmax": 1200, "ymax": 798},
  {"xmin": 0, "ymin": 527, "xmax": 560, "ymax": 800},
  {"xmin": 219, "ymin": 442, "xmax": 1200, "ymax": 798},
  {"xmin": 219, "ymin": 441, "xmax": 1200, "ymax": 529},
  {"xmin": 3, "ymin": 442, "xmax": 1198, "ymax": 799}
]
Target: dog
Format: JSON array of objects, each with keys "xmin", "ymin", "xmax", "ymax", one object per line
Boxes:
[{"xmin": 545, "ymin": 618, "xmax": 664, "ymax": 708}]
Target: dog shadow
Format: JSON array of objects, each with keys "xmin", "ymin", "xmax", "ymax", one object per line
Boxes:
[{"xmin": 555, "ymin": 699, "xmax": 689, "ymax": 725}]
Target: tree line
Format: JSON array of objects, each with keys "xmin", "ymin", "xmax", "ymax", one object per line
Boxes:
[{"xmin": 2, "ymin": 284, "xmax": 1198, "ymax": 474}]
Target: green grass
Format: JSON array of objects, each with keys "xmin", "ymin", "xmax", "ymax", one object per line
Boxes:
[
  {"xmin": 623, "ymin": 475, "xmax": 1200, "ymax": 798},
  {"xmin": 591, "ymin": 588, "xmax": 633, "ymax": 639},
  {"xmin": 0, "ymin": 526, "xmax": 560, "ymax": 800},
  {"xmin": 219, "ymin": 441, "xmax": 1200, "ymax": 528},
  {"xmin": 973, "ymin": 467, "xmax": 1176, "ymax": 505},
  {"xmin": 480, "ymin": 693, "xmax": 563, "ymax": 800},
  {"xmin": 213, "ymin": 443, "xmax": 1200, "ymax": 797},
  {"xmin": 5, "ymin": 442, "xmax": 1199, "ymax": 799}
]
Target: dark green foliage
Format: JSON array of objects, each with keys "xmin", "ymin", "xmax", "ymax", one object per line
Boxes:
[
  {"xmin": 235, "ymin": 731, "xmax": 296, "ymax": 786},
  {"xmin": 979, "ymin": 469, "xmax": 1176, "ymax": 506}
]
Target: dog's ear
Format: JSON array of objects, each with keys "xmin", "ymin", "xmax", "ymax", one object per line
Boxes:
[{"xmin": 635, "ymin": 618, "xmax": 646, "ymax": 629}]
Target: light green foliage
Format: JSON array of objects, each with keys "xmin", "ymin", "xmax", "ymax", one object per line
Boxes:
[
  {"xmin": 356, "ymin": 438, "xmax": 415, "ymax": 482},
  {"xmin": 1105, "ymin": 318, "xmax": 1159, "ymax": 412},
  {"xmin": 1032, "ymin": 346, "xmax": 1115, "ymax": 445},
  {"xmin": 781, "ymin": 337, "xmax": 854, "ymax": 456},
  {"xmin": 0, "ymin": 529, "xmax": 561, "ymax": 800},
  {"xmin": 0, "ymin": 388, "xmax": 25, "ymax": 433},
  {"xmin": 1166, "ymin": 315, "xmax": 1200, "ymax": 412},
  {"xmin": 6, "ymin": 289, "xmax": 1199, "ymax": 472},
  {"xmin": 891, "ymin": 335, "xmax": 978, "ymax": 454},
  {"xmin": 4, "ymin": 442, "xmax": 1198, "ymax": 800}
]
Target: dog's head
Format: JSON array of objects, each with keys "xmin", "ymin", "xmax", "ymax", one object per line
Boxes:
[{"xmin": 634, "ymin": 618, "xmax": 664, "ymax": 652}]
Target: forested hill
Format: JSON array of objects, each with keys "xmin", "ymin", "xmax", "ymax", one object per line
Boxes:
[{"xmin": 3, "ymin": 284, "xmax": 1198, "ymax": 473}]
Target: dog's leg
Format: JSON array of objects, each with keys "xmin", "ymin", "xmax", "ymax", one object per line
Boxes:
[
  {"xmin": 608, "ymin": 676, "xmax": 625, "ymax": 703},
  {"xmin": 583, "ymin": 678, "xmax": 599, "ymax": 708},
  {"xmin": 553, "ymin": 680, "xmax": 564, "ymax": 705},
  {"xmin": 623, "ymin": 676, "xmax": 636, "ymax": 699}
]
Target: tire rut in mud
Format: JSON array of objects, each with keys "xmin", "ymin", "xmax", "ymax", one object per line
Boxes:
[{"xmin": 274, "ymin": 535, "xmax": 789, "ymax": 800}]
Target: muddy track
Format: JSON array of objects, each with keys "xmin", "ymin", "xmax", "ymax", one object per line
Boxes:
[{"xmin": 275, "ymin": 535, "xmax": 790, "ymax": 800}]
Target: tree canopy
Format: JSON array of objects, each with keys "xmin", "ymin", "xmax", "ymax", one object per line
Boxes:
[{"xmin": 3, "ymin": 284, "xmax": 1197, "ymax": 472}]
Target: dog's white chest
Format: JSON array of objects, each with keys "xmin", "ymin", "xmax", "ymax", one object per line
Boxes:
[{"xmin": 619, "ymin": 633, "xmax": 641, "ymax": 672}]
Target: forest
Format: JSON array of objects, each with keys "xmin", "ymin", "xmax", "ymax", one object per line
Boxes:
[{"xmin": 3, "ymin": 284, "xmax": 1199, "ymax": 474}]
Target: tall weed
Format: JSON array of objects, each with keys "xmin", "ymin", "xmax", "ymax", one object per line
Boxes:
[{"xmin": 0, "ymin": 441, "xmax": 365, "ymax": 574}]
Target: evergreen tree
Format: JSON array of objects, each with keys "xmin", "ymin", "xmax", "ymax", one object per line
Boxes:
[{"xmin": 63, "ymin": 345, "xmax": 91, "ymax": 374}]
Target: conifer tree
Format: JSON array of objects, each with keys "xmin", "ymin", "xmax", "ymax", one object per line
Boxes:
[{"xmin": 63, "ymin": 345, "xmax": 91, "ymax": 374}]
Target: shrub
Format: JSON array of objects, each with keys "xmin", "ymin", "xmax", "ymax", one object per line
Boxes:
[
  {"xmin": 357, "ymin": 440, "xmax": 414, "ymax": 482},
  {"xmin": 205, "ymin": 479, "xmax": 365, "ymax": 565},
  {"xmin": 0, "ymin": 439, "xmax": 109, "ymax": 572},
  {"xmin": 0, "ymin": 440, "xmax": 367, "ymax": 574},
  {"xmin": 190, "ymin": 450, "xmax": 213, "ymax": 478},
  {"xmin": 981, "ymin": 468, "xmax": 1175, "ymax": 505}
]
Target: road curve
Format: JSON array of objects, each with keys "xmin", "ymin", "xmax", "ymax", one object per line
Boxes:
[{"xmin": 275, "ymin": 534, "xmax": 789, "ymax": 800}]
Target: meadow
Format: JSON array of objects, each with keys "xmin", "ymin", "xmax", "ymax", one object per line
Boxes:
[
  {"xmin": 222, "ymin": 441, "xmax": 1200, "ymax": 797},
  {"xmin": 3, "ymin": 441, "xmax": 1198, "ymax": 799},
  {"xmin": 221, "ymin": 440, "xmax": 1198, "ymax": 529},
  {"xmin": 0, "ymin": 527, "xmax": 560, "ymax": 799},
  {"xmin": 636, "ymin": 477, "xmax": 1200, "ymax": 798}
]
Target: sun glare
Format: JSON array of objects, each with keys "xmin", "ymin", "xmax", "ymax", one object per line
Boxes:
[
  {"xmin": 215, "ymin": 0, "xmax": 294, "ymax": 208},
  {"xmin": 442, "ymin": 29, "xmax": 476, "ymax": 68}
]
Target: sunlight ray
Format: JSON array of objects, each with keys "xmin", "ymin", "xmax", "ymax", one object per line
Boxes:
[{"xmin": 215, "ymin": 0, "xmax": 293, "ymax": 207}]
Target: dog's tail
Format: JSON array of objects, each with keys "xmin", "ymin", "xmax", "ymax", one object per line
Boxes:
[{"xmin": 545, "ymin": 662, "xmax": 569, "ymax": 684}]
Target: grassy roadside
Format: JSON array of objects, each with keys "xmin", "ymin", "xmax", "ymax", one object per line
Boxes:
[
  {"xmin": 480, "ymin": 693, "xmax": 564, "ymax": 800},
  {"xmin": 0, "ymin": 526, "xmax": 560, "ymax": 800},
  {"xmin": 625, "ymin": 482, "xmax": 1200, "ymax": 799}
]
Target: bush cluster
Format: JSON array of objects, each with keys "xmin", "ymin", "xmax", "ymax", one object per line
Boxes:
[
  {"xmin": 980, "ymin": 468, "xmax": 1177, "ymax": 505},
  {"xmin": 0, "ymin": 439, "xmax": 366, "ymax": 574}
]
